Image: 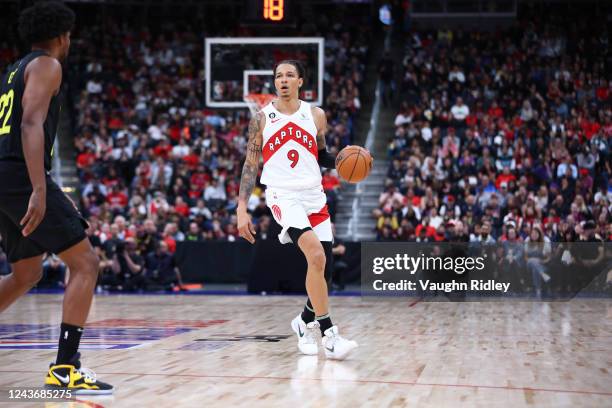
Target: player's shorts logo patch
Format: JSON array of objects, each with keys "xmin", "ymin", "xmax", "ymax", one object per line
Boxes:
[{"xmin": 272, "ymin": 204, "xmax": 282, "ymax": 221}]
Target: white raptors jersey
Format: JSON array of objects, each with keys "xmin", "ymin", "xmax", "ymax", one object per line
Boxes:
[{"xmin": 260, "ymin": 100, "xmax": 321, "ymax": 190}]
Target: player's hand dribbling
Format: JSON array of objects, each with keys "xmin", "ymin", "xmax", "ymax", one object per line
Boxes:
[
  {"xmin": 20, "ymin": 187, "xmax": 46, "ymax": 237},
  {"xmin": 237, "ymin": 211, "xmax": 257, "ymax": 244}
]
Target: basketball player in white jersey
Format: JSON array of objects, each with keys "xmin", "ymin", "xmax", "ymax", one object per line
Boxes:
[{"xmin": 237, "ymin": 60, "xmax": 357, "ymax": 360}]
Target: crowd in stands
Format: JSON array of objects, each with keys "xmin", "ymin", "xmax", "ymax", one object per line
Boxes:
[
  {"xmin": 62, "ymin": 12, "xmax": 367, "ymax": 290},
  {"xmin": 0, "ymin": 5, "xmax": 369, "ymax": 289},
  {"xmin": 376, "ymin": 12, "xmax": 611, "ymax": 244},
  {"xmin": 2, "ymin": 4, "xmax": 609, "ymax": 293}
]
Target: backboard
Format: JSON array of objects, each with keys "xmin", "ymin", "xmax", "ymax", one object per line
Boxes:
[{"xmin": 205, "ymin": 37, "xmax": 324, "ymax": 108}]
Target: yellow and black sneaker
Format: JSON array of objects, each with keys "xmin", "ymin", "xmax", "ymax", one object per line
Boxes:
[{"xmin": 44, "ymin": 352, "xmax": 114, "ymax": 395}]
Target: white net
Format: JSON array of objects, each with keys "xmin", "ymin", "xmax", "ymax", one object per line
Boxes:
[{"xmin": 244, "ymin": 93, "xmax": 277, "ymax": 116}]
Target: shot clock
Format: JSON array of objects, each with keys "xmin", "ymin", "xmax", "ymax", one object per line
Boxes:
[{"xmin": 242, "ymin": 0, "xmax": 295, "ymax": 25}]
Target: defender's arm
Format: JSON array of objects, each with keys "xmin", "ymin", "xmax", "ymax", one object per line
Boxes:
[{"xmin": 20, "ymin": 56, "xmax": 62, "ymax": 236}]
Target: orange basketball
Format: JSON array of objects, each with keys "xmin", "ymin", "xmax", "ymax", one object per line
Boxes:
[{"xmin": 335, "ymin": 145, "xmax": 373, "ymax": 183}]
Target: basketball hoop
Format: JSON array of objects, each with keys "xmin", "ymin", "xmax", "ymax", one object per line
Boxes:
[{"xmin": 244, "ymin": 93, "xmax": 277, "ymax": 116}]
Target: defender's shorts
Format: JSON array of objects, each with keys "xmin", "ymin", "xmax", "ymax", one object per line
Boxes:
[
  {"xmin": 266, "ymin": 185, "xmax": 332, "ymax": 244},
  {"xmin": 0, "ymin": 161, "xmax": 88, "ymax": 263}
]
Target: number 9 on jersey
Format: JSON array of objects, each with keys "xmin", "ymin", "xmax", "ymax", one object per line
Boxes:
[{"xmin": 287, "ymin": 149, "xmax": 299, "ymax": 168}]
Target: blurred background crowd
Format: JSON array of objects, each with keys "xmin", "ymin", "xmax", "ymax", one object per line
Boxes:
[
  {"xmin": 375, "ymin": 8, "xmax": 610, "ymax": 244},
  {"xmin": 0, "ymin": 2, "xmax": 609, "ymax": 293}
]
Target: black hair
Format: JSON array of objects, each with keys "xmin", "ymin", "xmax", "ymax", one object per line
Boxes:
[
  {"xmin": 18, "ymin": 1, "xmax": 75, "ymax": 45},
  {"xmin": 273, "ymin": 59, "xmax": 305, "ymax": 79}
]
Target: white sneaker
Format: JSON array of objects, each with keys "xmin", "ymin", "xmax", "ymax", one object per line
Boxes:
[
  {"xmin": 291, "ymin": 314, "xmax": 319, "ymax": 355},
  {"xmin": 322, "ymin": 326, "xmax": 358, "ymax": 360}
]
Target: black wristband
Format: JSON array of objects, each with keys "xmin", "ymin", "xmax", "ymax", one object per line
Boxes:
[{"xmin": 318, "ymin": 148, "xmax": 336, "ymax": 168}]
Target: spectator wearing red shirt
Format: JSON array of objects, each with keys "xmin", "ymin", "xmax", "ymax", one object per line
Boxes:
[
  {"xmin": 434, "ymin": 225, "xmax": 447, "ymax": 242},
  {"xmin": 173, "ymin": 196, "xmax": 190, "ymax": 218},
  {"xmin": 595, "ymin": 79, "xmax": 609, "ymax": 102},
  {"xmin": 543, "ymin": 209, "xmax": 561, "ymax": 229},
  {"xmin": 153, "ymin": 139, "xmax": 173, "ymax": 159},
  {"xmin": 322, "ymin": 170, "xmax": 341, "ymax": 192},
  {"xmin": 162, "ymin": 230, "xmax": 177, "ymax": 253},
  {"xmin": 168, "ymin": 123, "xmax": 181, "ymax": 143},
  {"xmin": 465, "ymin": 113, "xmax": 478, "ymax": 127},
  {"xmin": 487, "ymin": 101, "xmax": 504, "ymax": 119},
  {"xmin": 414, "ymin": 222, "xmax": 436, "ymax": 242},
  {"xmin": 579, "ymin": 116, "xmax": 600, "ymax": 140},
  {"xmin": 107, "ymin": 185, "xmax": 129, "ymax": 212},
  {"xmin": 415, "ymin": 222, "xmax": 436, "ymax": 238},
  {"xmin": 404, "ymin": 188, "xmax": 421, "ymax": 207},
  {"xmin": 76, "ymin": 147, "xmax": 96, "ymax": 171},
  {"xmin": 187, "ymin": 183, "xmax": 202, "ymax": 201},
  {"xmin": 495, "ymin": 167, "xmax": 517, "ymax": 189},
  {"xmin": 190, "ymin": 165, "xmax": 210, "ymax": 192},
  {"xmin": 182, "ymin": 148, "xmax": 200, "ymax": 171},
  {"xmin": 322, "ymin": 169, "xmax": 341, "ymax": 221},
  {"xmin": 107, "ymin": 116, "xmax": 124, "ymax": 131}
]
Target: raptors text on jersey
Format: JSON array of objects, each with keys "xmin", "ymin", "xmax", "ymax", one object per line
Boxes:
[{"xmin": 260, "ymin": 100, "xmax": 322, "ymax": 190}]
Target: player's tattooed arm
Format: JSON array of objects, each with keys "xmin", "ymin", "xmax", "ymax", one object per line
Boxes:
[
  {"xmin": 238, "ymin": 110, "xmax": 264, "ymax": 206},
  {"xmin": 312, "ymin": 106, "xmax": 336, "ymax": 168},
  {"xmin": 237, "ymin": 111, "xmax": 263, "ymax": 244}
]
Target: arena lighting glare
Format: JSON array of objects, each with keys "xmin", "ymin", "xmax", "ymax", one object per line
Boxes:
[{"xmin": 379, "ymin": 4, "xmax": 392, "ymax": 25}]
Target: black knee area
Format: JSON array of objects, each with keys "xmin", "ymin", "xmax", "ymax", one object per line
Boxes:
[
  {"xmin": 322, "ymin": 241, "xmax": 333, "ymax": 285},
  {"xmin": 288, "ymin": 227, "xmax": 312, "ymax": 244}
]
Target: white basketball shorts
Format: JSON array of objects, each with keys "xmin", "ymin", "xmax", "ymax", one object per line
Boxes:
[{"xmin": 265, "ymin": 185, "xmax": 332, "ymax": 244}]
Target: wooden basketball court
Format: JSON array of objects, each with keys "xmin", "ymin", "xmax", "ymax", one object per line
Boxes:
[{"xmin": 0, "ymin": 294, "xmax": 610, "ymax": 407}]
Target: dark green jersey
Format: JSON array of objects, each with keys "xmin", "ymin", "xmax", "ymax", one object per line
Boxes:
[{"xmin": 0, "ymin": 50, "xmax": 61, "ymax": 171}]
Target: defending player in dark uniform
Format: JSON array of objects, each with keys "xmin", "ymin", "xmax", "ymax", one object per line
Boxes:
[{"xmin": 0, "ymin": 1, "xmax": 112, "ymax": 394}]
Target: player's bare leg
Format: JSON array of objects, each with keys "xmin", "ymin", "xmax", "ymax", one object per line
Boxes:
[
  {"xmin": 297, "ymin": 231, "xmax": 328, "ymax": 316},
  {"xmin": 295, "ymin": 230, "xmax": 357, "ymax": 359},
  {"xmin": 57, "ymin": 238, "xmax": 99, "ymax": 327},
  {"xmin": 0, "ymin": 239, "xmax": 99, "ymax": 323},
  {"xmin": 44, "ymin": 237, "xmax": 113, "ymax": 394},
  {"xmin": 0, "ymin": 254, "xmax": 44, "ymax": 313}
]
